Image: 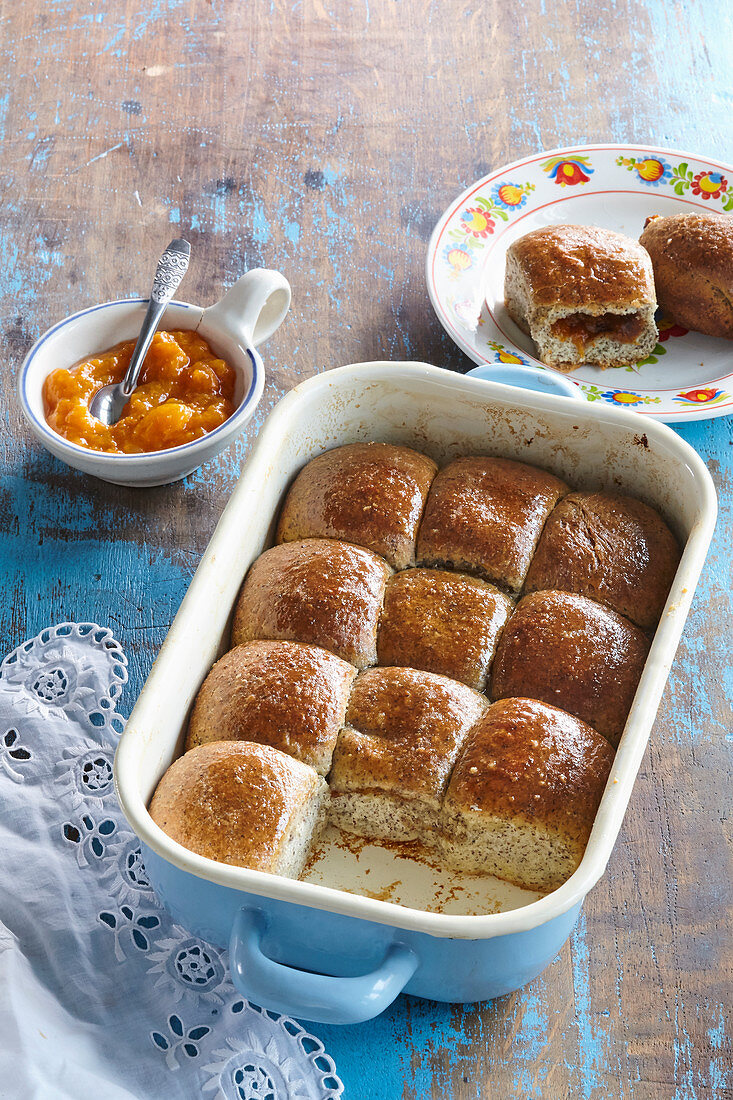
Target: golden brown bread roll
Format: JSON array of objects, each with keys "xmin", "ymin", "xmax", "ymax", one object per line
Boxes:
[
  {"xmin": 524, "ymin": 491, "xmax": 680, "ymax": 630},
  {"xmin": 185, "ymin": 640, "xmax": 357, "ymax": 775},
  {"xmin": 276, "ymin": 442, "xmax": 438, "ymax": 569},
  {"xmin": 416, "ymin": 456, "xmax": 568, "ymax": 593},
  {"xmin": 157, "ymin": 438, "xmax": 671, "ymax": 888},
  {"xmin": 442, "ymin": 698, "xmax": 614, "ymax": 891},
  {"xmin": 640, "ymin": 211, "xmax": 733, "ymax": 338},
  {"xmin": 231, "ymin": 538, "xmax": 392, "ymax": 668},
  {"xmin": 504, "ymin": 224, "xmax": 658, "ymax": 369},
  {"xmin": 490, "ymin": 590, "xmax": 649, "ymax": 745},
  {"xmin": 329, "ymin": 666, "xmax": 488, "ymax": 841},
  {"xmin": 376, "ymin": 568, "xmax": 513, "ymax": 690},
  {"xmin": 148, "ymin": 741, "xmax": 329, "ymax": 877}
]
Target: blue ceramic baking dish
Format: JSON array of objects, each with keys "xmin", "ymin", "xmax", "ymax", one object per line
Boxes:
[{"xmin": 115, "ymin": 362, "xmax": 716, "ymax": 1025}]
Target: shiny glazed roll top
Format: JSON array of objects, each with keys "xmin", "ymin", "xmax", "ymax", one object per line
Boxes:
[
  {"xmin": 416, "ymin": 455, "xmax": 568, "ymax": 593},
  {"xmin": 185, "ymin": 640, "xmax": 357, "ymax": 775},
  {"xmin": 490, "ymin": 590, "xmax": 650, "ymax": 745},
  {"xmin": 329, "ymin": 665, "xmax": 488, "ymax": 842},
  {"xmin": 231, "ymin": 538, "xmax": 393, "ymax": 668},
  {"xmin": 442, "ymin": 697, "xmax": 615, "ymax": 891},
  {"xmin": 376, "ymin": 567, "xmax": 513, "ymax": 691},
  {"xmin": 524, "ymin": 490, "xmax": 680, "ymax": 629},
  {"xmin": 276, "ymin": 442, "xmax": 438, "ymax": 569},
  {"xmin": 148, "ymin": 741, "xmax": 329, "ymax": 878}
]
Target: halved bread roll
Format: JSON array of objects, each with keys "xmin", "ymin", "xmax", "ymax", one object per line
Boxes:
[
  {"xmin": 504, "ymin": 224, "xmax": 658, "ymax": 369},
  {"xmin": 276, "ymin": 442, "xmax": 438, "ymax": 569},
  {"xmin": 490, "ymin": 590, "xmax": 650, "ymax": 745},
  {"xmin": 377, "ymin": 568, "xmax": 513, "ymax": 690},
  {"xmin": 148, "ymin": 741, "xmax": 329, "ymax": 878},
  {"xmin": 524, "ymin": 491, "xmax": 680, "ymax": 630},
  {"xmin": 442, "ymin": 698, "xmax": 614, "ymax": 891},
  {"xmin": 231, "ymin": 538, "xmax": 392, "ymax": 668},
  {"xmin": 329, "ymin": 666, "xmax": 488, "ymax": 842},
  {"xmin": 640, "ymin": 211, "xmax": 733, "ymax": 339},
  {"xmin": 185, "ymin": 640, "xmax": 357, "ymax": 775},
  {"xmin": 416, "ymin": 456, "xmax": 568, "ymax": 593}
]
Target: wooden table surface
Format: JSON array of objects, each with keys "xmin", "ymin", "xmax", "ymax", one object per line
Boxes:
[{"xmin": 0, "ymin": 1, "xmax": 731, "ymax": 1097}]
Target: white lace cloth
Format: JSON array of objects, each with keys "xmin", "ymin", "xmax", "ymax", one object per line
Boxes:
[{"xmin": 0, "ymin": 624, "xmax": 343, "ymax": 1100}]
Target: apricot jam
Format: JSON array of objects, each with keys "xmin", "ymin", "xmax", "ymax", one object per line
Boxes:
[{"xmin": 42, "ymin": 330, "xmax": 236, "ymax": 454}]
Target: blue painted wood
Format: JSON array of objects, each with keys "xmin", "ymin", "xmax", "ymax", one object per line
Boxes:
[{"xmin": 0, "ymin": 0, "xmax": 730, "ymax": 1095}]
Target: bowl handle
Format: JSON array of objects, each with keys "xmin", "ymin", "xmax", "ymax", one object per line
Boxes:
[
  {"xmin": 228, "ymin": 907, "xmax": 418, "ymax": 1025},
  {"xmin": 204, "ymin": 268, "xmax": 291, "ymax": 347}
]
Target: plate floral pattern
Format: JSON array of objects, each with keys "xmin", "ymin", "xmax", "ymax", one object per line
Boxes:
[{"xmin": 427, "ymin": 144, "xmax": 733, "ymax": 422}]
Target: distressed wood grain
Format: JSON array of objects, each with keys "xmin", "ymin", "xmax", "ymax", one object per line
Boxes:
[{"xmin": 0, "ymin": 0, "xmax": 730, "ymax": 1097}]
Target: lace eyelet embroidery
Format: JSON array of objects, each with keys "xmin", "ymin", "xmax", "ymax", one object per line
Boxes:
[
  {"xmin": 0, "ymin": 623, "xmax": 343, "ymax": 1098},
  {"xmin": 98, "ymin": 904, "xmax": 162, "ymax": 961},
  {"xmin": 151, "ymin": 1014, "xmax": 213, "ymax": 1071},
  {"xmin": 62, "ymin": 812, "xmax": 118, "ymax": 865},
  {"xmin": 31, "ymin": 666, "xmax": 73, "ymax": 705},
  {"xmin": 0, "ymin": 622, "xmax": 128, "ymax": 733},
  {"xmin": 55, "ymin": 743, "xmax": 116, "ymax": 810},
  {"xmin": 147, "ymin": 936, "xmax": 228, "ymax": 1006},
  {"xmin": 1, "ymin": 728, "xmax": 32, "ymax": 782}
]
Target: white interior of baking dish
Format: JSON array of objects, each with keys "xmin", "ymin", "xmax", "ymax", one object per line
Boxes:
[{"xmin": 115, "ymin": 362, "xmax": 716, "ymax": 939}]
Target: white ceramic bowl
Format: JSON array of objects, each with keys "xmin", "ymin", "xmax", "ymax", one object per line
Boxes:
[{"xmin": 18, "ymin": 268, "xmax": 291, "ymax": 487}]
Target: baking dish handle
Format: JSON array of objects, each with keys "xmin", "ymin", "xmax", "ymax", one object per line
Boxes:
[
  {"xmin": 203, "ymin": 268, "xmax": 291, "ymax": 347},
  {"xmin": 229, "ymin": 907, "xmax": 418, "ymax": 1025},
  {"xmin": 465, "ymin": 362, "xmax": 582, "ymax": 399}
]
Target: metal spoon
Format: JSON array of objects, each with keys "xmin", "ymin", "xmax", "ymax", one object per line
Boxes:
[{"xmin": 89, "ymin": 238, "xmax": 191, "ymax": 427}]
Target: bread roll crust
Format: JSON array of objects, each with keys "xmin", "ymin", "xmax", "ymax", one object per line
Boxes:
[
  {"xmin": 490, "ymin": 590, "xmax": 650, "ymax": 745},
  {"xmin": 185, "ymin": 640, "xmax": 357, "ymax": 774},
  {"xmin": 507, "ymin": 224, "xmax": 656, "ymax": 310},
  {"xmin": 276, "ymin": 442, "xmax": 438, "ymax": 569},
  {"xmin": 446, "ymin": 698, "xmax": 613, "ymax": 838},
  {"xmin": 639, "ymin": 211, "xmax": 733, "ymax": 338},
  {"xmin": 524, "ymin": 491, "xmax": 680, "ymax": 630},
  {"xmin": 330, "ymin": 666, "xmax": 488, "ymax": 839},
  {"xmin": 504, "ymin": 224, "xmax": 658, "ymax": 368},
  {"xmin": 377, "ymin": 567, "xmax": 513, "ymax": 690},
  {"xmin": 148, "ymin": 741, "xmax": 327, "ymax": 875},
  {"xmin": 416, "ymin": 456, "xmax": 568, "ymax": 593},
  {"xmin": 442, "ymin": 697, "xmax": 614, "ymax": 890},
  {"xmin": 151, "ymin": 435, "xmax": 674, "ymax": 889},
  {"xmin": 231, "ymin": 538, "xmax": 392, "ymax": 668}
]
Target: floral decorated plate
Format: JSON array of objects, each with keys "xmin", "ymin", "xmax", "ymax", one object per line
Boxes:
[{"xmin": 426, "ymin": 143, "xmax": 733, "ymax": 421}]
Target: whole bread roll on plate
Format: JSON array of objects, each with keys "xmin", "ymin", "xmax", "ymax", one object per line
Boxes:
[
  {"xmin": 416, "ymin": 455, "xmax": 568, "ymax": 593},
  {"xmin": 639, "ymin": 211, "xmax": 733, "ymax": 338},
  {"xmin": 329, "ymin": 666, "xmax": 488, "ymax": 842},
  {"xmin": 231, "ymin": 538, "xmax": 392, "ymax": 668},
  {"xmin": 148, "ymin": 741, "xmax": 329, "ymax": 878},
  {"xmin": 490, "ymin": 590, "xmax": 649, "ymax": 745},
  {"xmin": 276, "ymin": 442, "xmax": 438, "ymax": 570},
  {"xmin": 524, "ymin": 491, "xmax": 680, "ymax": 630},
  {"xmin": 504, "ymin": 224, "xmax": 658, "ymax": 369},
  {"xmin": 377, "ymin": 567, "xmax": 513, "ymax": 690},
  {"xmin": 185, "ymin": 640, "xmax": 357, "ymax": 775},
  {"xmin": 442, "ymin": 698, "xmax": 615, "ymax": 892}
]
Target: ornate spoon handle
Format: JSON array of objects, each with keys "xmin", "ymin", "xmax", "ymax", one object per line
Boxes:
[
  {"xmin": 121, "ymin": 239, "xmax": 191, "ymax": 396},
  {"xmin": 150, "ymin": 238, "xmax": 192, "ymax": 304}
]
